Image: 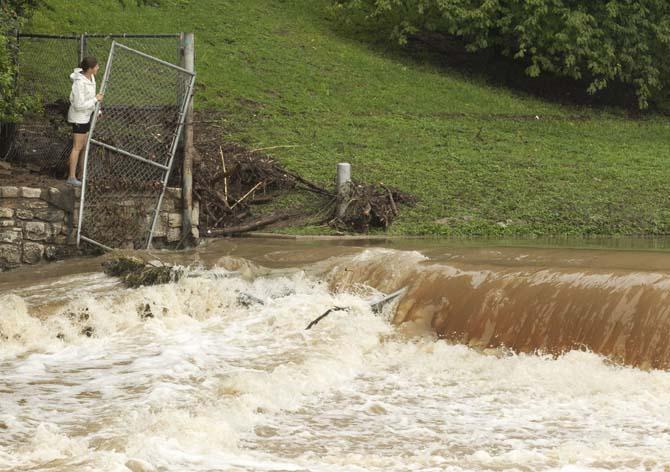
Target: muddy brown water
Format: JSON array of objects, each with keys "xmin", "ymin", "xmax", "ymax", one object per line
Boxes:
[
  {"xmin": 5, "ymin": 237, "xmax": 670, "ymax": 369},
  {"xmin": 3, "ymin": 237, "xmax": 670, "ymax": 470}
]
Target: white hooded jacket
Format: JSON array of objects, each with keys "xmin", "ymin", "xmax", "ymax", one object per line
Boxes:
[{"xmin": 67, "ymin": 68, "xmax": 98, "ymax": 124}]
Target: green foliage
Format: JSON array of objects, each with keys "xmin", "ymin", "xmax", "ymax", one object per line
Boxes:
[
  {"xmin": 0, "ymin": 0, "xmax": 41, "ymax": 121},
  {"xmin": 331, "ymin": 0, "xmax": 670, "ymax": 109}
]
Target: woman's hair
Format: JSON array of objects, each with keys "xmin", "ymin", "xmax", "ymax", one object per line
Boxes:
[{"xmin": 79, "ymin": 56, "xmax": 98, "ymax": 72}]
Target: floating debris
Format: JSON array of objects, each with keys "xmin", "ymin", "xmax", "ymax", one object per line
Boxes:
[{"xmin": 102, "ymin": 257, "xmax": 183, "ymax": 288}]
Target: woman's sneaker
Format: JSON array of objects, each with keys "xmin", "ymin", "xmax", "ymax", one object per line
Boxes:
[{"xmin": 66, "ymin": 178, "xmax": 82, "ymax": 187}]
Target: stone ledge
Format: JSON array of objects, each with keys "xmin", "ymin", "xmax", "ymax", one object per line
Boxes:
[
  {"xmin": 0, "ymin": 183, "xmax": 197, "ymax": 270},
  {"xmin": 0, "ymin": 186, "xmax": 19, "ymax": 198},
  {"xmin": 20, "ymin": 187, "xmax": 42, "ymax": 199}
]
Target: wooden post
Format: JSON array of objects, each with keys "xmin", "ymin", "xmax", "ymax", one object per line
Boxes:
[
  {"xmin": 79, "ymin": 33, "xmax": 86, "ymax": 63},
  {"xmin": 336, "ymin": 162, "xmax": 352, "ymax": 218},
  {"xmin": 180, "ymin": 32, "xmax": 195, "ymax": 245}
]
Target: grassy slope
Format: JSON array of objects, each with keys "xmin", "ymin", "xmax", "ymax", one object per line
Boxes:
[{"xmin": 28, "ymin": 0, "xmax": 670, "ymax": 236}]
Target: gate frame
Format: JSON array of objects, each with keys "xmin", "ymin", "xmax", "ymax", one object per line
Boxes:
[{"xmin": 76, "ymin": 40, "xmax": 196, "ymax": 250}]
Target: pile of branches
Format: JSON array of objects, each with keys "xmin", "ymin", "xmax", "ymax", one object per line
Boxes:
[
  {"xmin": 191, "ymin": 117, "xmax": 415, "ymax": 234},
  {"xmin": 193, "ymin": 142, "xmax": 330, "ymax": 235},
  {"xmin": 332, "ymin": 182, "xmax": 417, "ymax": 233},
  {"xmin": 103, "ymin": 256, "xmax": 180, "ymax": 288}
]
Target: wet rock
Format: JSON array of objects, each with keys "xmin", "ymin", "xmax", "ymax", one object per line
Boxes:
[
  {"xmin": 66, "ymin": 307, "xmax": 90, "ymax": 323},
  {"xmin": 139, "ymin": 303, "xmax": 154, "ymax": 320},
  {"xmin": 167, "ymin": 212, "xmax": 182, "ymax": 228},
  {"xmin": 0, "ymin": 186, "xmax": 19, "ymax": 198},
  {"xmin": 0, "ymin": 243, "xmax": 21, "ymax": 267},
  {"xmin": 43, "ymin": 245, "xmax": 79, "ymax": 261},
  {"xmin": 124, "ymin": 266, "xmax": 176, "ymax": 288},
  {"xmin": 103, "ymin": 257, "xmax": 146, "ymax": 277},
  {"xmin": 125, "ymin": 458, "xmax": 157, "ymax": 472},
  {"xmin": 103, "ymin": 257, "xmax": 183, "ymax": 288},
  {"xmin": 0, "ymin": 230, "xmax": 21, "ymax": 244},
  {"xmin": 15, "ymin": 209, "xmax": 33, "ymax": 220},
  {"xmin": 28, "ymin": 200, "xmax": 48, "ymax": 209},
  {"xmin": 22, "ymin": 242, "xmax": 44, "ymax": 264},
  {"xmin": 24, "ymin": 221, "xmax": 48, "ymax": 240},
  {"xmin": 20, "ymin": 187, "xmax": 41, "ymax": 198},
  {"xmin": 80, "ymin": 326, "xmax": 94, "ymax": 337},
  {"xmin": 44, "ymin": 245, "xmax": 58, "ymax": 261},
  {"xmin": 237, "ymin": 292, "xmax": 264, "ymax": 307},
  {"xmin": 34, "ymin": 207, "xmax": 65, "ymax": 223},
  {"xmin": 166, "ymin": 227, "xmax": 181, "ymax": 242}
]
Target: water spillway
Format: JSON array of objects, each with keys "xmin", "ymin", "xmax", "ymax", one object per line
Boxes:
[
  {"xmin": 1, "ymin": 240, "xmax": 670, "ymax": 470},
  {"xmin": 318, "ymin": 247, "xmax": 670, "ymax": 369}
]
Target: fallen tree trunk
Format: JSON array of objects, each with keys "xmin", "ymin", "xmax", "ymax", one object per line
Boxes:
[{"xmin": 206, "ymin": 212, "xmax": 297, "ymax": 236}]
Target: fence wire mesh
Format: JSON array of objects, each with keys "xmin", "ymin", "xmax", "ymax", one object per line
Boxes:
[
  {"xmin": 78, "ymin": 41, "xmax": 194, "ymax": 249},
  {"xmin": 12, "ymin": 33, "xmax": 180, "ymax": 175}
]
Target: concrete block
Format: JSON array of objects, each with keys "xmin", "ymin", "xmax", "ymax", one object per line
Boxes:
[
  {"xmin": 28, "ymin": 200, "xmax": 49, "ymax": 209},
  {"xmin": 0, "ymin": 230, "xmax": 21, "ymax": 244},
  {"xmin": 50, "ymin": 223, "xmax": 63, "ymax": 236},
  {"xmin": 54, "ymin": 234, "xmax": 69, "ymax": 245},
  {"xmin": 24, "ymin": 221, "xmax": 48, "ymax": 241},
  {"xmin": 168, "ymin": 213, "xmax": 182, "ymax": 228},
  {"xmin": 35, "ymin": 208, "xmax": 66, "ymax": 223},
  {"xmin": 167, "ymin": 227, "xmax": 181, "ymax": 242},
  {"xmin": 0, "ymin": 187, "xmax": 19, "ymax": 198},
  {"xmin": 44, "ymin": 245, "xmax": 57, "ymax": 261},
  {"xmin": 22, "ymin": 242, "xmax": 44, "ymax": 264},
  {"xmin": 0, "ymin": 208, "xmax": 13, "ymax": 218},
  {"xmin": 16, "ymin": 209, "xmax": 33, "ymax": 220},
  {"xmin": 165, "ymin": 187, "xmax": 182, "ymax": 200},
  {"xmin": 0, "ymin": 243, "xmax": 21, "ymax": 266},
  {"xmin": 193, "ymin": 201, "xmax": 200, "ymax": 224},
  {"xmin": 20, "ymin": 187, "xmax": 42, "ymax": 199},
  {"xmin": 152, "ymin": 214, "xmax": 167, "ymax": 238},
  {"xmin": 159, "ymin": 197, "xmax": 175, "ymax": 211}
]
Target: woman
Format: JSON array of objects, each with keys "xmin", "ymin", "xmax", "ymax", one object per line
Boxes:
[{"xmin": 66, "ymin": 56, "xmax": 104, "ymax": 186}]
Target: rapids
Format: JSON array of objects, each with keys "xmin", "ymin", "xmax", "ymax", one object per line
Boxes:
[{"xmin": 1, "ymin": 239, "xmax": 670, "ymax": 471}]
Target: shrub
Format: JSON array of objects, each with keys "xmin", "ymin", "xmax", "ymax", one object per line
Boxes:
[
  {"xmin": 0, "ymin": 0, "xmax": 41, "ymax": 121},
  {"xmin": 331, "ymin": 0, "xmax": 670, "ymax": 109}
]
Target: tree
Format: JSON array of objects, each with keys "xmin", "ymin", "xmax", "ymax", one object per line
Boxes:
[
  {"xmin": 0, "ymin": 0, "xmax": 41, "ymax": 122},
  {"xmin": 332, "ymin": 0, "xmax": 670, "ymax": 109}
]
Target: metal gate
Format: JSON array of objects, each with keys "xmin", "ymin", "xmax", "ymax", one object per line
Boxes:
[
  {"xmin": 11, "ymin": 33, "xmax": 180, "ymax": 170},
  {"xmin": 76, "ymin": 41, "xmax": 195, "ymax": 250}
]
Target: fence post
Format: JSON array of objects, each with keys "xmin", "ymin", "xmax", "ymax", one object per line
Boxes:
[
  {"xmin": 336, "ymin": 163, "xmax": 352, "ymax": 218},
  {"xmin": 79, "ymin": 33, "xmax": 87, "ymax": 63},
  {"xmin": 180, "ymin": 32, "xmax": 195, "ymax": 245}
]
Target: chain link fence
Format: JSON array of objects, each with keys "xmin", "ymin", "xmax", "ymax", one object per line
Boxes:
[
  {"xmin": 78, "ymin": 41, "xmax": 195, "ymax": 249},
  {"xmin": 11, "ymin": 33, "xmax": 180, "ymax": 175}
]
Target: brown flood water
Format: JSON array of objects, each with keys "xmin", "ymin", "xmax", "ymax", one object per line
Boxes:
[{"xmin": 4, "ymin": 236, "xmax": 670, "ymax": 369}]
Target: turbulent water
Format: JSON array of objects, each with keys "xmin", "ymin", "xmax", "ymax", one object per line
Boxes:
[{"xmin": 2, "ymin": 243, "xmax": 670, "ymax": 471}]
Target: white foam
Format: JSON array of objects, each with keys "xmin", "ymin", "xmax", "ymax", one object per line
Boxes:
[{"xmin": 1, "ymin": 260, "xmax": 670, "ymax": 471}]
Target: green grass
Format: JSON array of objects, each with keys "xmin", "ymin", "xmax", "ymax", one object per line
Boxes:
[{"xmin": 27, "ymin": 0, "xmax": 670, "ymax": 236}]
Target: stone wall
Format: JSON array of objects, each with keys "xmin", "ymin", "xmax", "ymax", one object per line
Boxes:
[
  {"xmin": 0, "ymin": 185, "xmax": 198, "ymax": 271},
  {"xmin": 0, "ymin": 185, "xmax": 75, "ymax": 270}
]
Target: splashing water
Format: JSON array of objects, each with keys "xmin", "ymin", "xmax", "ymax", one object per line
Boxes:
[{"xmin": 1, "ymin": 248, "xmax": 670, "ymax": 471}]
